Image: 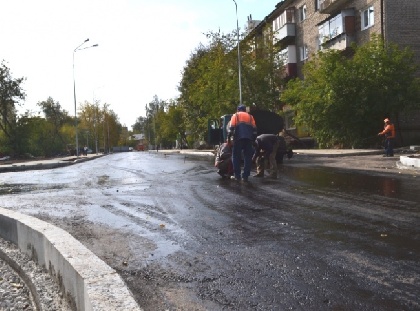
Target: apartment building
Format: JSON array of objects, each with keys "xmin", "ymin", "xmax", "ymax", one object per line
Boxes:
[{"xmin": 247, "ymin": 0, "xmax": 420, "ymax": 144}]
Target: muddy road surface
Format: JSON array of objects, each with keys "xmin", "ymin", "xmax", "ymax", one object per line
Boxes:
[{"xmin": 0, "ymin": 152, "xmax": 419, "ymax": 310}]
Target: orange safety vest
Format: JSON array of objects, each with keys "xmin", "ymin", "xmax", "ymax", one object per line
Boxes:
[
  {"xmin": 229, "ymin": 111, "xmax": 256, "ymax": 128},
  {"xmin": 229, "ymin": 112, "xmax": 257, "ymax": 141},
  {"xmin": 380, "ymin": 123, "xmax": 395, "ymax": 139}
]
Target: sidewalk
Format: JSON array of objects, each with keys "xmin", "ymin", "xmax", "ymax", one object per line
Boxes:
[
  {"xmin": 155, "ymin": 148, "xmax": 420, "ymax": 170},
  {"xmin": 0, "ymin": 153, "xmax": 105, "ymax": 173},
  {"xmin": 157, "ymin": 148, "xmax": 384, "ymax": 156},
  {"xmin": 0, "ymin": 148, "xmax": 418, "ymax": 173}
]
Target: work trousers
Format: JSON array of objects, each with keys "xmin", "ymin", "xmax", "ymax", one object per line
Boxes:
[
  {"xmin": 232, "ymin": 138, "xmax": 254, "ymax": 179},
  {"xmin": 385, "ymin": 138, "xmax": 394, "ymax": 156},
  {"xmin": 256, "ymin": 140, "xmax": 279, "ymax": 177}
]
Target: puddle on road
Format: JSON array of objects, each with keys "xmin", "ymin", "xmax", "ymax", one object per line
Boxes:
[
  {"xmin": 0, "ymin": 183, "xmax": 65, "ymax": 195},
  {"xmin": 97, "ymin": 175, "xmax": 110, "ymax": 185},
  {"xmin": 281, "ymin": 166, "xmax": 419, "ymax": 202}
]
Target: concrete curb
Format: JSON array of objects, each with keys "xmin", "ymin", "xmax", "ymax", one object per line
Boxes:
[
  {"xmin": 397, "ymin": 155, "xmax": 420, "ymax": 170},
  {"xmin": 0, "ymin": 207, "xmax": 141, "ymax": 311},
  {"xmin": 292, "ymin": 149, "xmax": 384, "ymax": 157}
]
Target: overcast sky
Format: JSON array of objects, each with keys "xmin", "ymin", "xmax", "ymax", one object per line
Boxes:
[{"xmin": 1, "ymin": 0, "xmax": 277, "ymax": 129}]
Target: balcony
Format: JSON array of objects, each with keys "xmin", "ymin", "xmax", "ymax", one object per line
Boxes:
[
  {"xmin": 273, "ymin": 23, "xmax": 296, "ymax": 47},
  {"xmin": 279, "ymin": 45, "xmax": 297, "ymax": 79},
  {"xmin": 319, "ymin": 14, "xmax": 355, "ymax": 52},
  {"xmin": 272, "ymin": 8, "xmax": 295, "ymax": 47},
  {"xmin": 321, "ymin": 33, "xmax": 355, "ymax": 51},
  {"xmin": 319, "ymin": 0, "xmax": 351, "ymax": 14}
]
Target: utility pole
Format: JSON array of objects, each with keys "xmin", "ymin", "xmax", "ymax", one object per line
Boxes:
[{"xmin": 232, "ymin": 0, "xmax": 243, "ymax": 105}]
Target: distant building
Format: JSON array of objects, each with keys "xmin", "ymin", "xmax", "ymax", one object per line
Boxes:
[
  {"xmin": 131, "ymin": 134, "xmax": 147, "ymax": 151},
  {"xmin": 245, "ymin": 14, "xmax": 261, "ymax": 35}
]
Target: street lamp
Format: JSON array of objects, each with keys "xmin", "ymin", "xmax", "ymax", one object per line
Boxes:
[
  {"xmin": 232, "ymin": 0, "xmax": 242, "ymax": 106},
  {"xmin": 73, "ymin": 38, "xmax": 98, "ymax": 156},
  {"xmin": 102, "ymin": 103, "xmax": 110, "ymax": 154},
  {"xmin": 93, "ymin": 86, "xmax": 104, "ymax": 154},
  {"xmin": 93, "ymin": 100, "xmax": 99, "ymax": 155}
]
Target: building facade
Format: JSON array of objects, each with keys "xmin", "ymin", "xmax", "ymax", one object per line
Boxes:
[{"xmin": 247, "ymin": 0, "xmax": 420, "ymax": 144}]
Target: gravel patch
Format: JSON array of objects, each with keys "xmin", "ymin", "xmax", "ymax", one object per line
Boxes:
[{"xmin": 0, "ymin": 237, "xmax": 72, "ymax": 311}]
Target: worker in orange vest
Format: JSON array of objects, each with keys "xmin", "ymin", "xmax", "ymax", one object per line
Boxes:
[
  {"xmin": 378, "ymin": 118, "xmax": 395, "ymax": 157},
  {"xmin": 228, "ymin": 105, "xmax": 257, "ymax": 182}
]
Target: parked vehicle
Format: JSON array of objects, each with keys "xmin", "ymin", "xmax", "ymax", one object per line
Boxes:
[
  {"xmin": 66, "ymin": 144, "xmax": 76, "ymax": 156},
  {"xmin": 112, "ymin": 146, "xmax": 130, "ymax": 152}
]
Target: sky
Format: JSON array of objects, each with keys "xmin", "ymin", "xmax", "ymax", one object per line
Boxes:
[{"xmin": 1, "ymin": 0, "xmax": 278, "ymax": 129}]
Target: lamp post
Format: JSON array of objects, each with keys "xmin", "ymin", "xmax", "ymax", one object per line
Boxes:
[
  {"xmin": 232, "ymin": 0, "xmax": 242, "ymax": 106},
  {"xmin": 73, "ymin": 38, "xmax": 98, "ymax": 156},
  {"xmin": 93, "ymin": 101, "xmax": 99, "ymax": 154},
  {"xmin": 93, "ymin": 86, "xmax": 104, "ymax": 154}
]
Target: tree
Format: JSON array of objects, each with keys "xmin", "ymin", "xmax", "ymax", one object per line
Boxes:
[
  {"xmin": 156, "ymin": 100, "xmax": 185, "ymax": 148},
  {"xmin": 177, "ymin": 29, "xmax": 286, "ymax": 145},
  {"xmin": 0, "ymin": 60, "xmax": 26, "ymax": 155},
  {"xmin": 14, "ymin": 115, "xmax": 52, "ymax": 157},
  {"xmin": 99, "ymin": 104, "xmax": 121, "ymax": 152},
  {"xmin": 76, "ymin": 101, "xmax": 122, "ymax": 153},
  {"xmin": 178, "ymin": 31, "xmax": 246, "ymax": 144},
  {"xmin": 78, "ymin": 101, "xmax": 99, "ymax": 151},
  {"xmin": 143, "ymin": 96, "xmax": 166, "ymax": 148},
  {"xmin": 281, "ymin": 35, "xmax": 420, "ymax": 148},
  {"xmin": 240, "ymin": 27, "xmax": 286, "ymax": 111},
  {"xmin": 14, "ymin": 99, "xmax": 72, "ymax": 157},
  {"xmin": 37, "ymin": 97, "xmax": 71, "ymax": 152},
  {"xmin": 132, "ymin": 116, "xmax": 147, "ymax": 134}
]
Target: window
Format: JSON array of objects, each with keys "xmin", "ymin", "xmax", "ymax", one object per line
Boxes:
[
  {"xmin": 361, "ymin": 6, "xmax": 374, "ymax": 30},
  {"xmin": 273, "ymin": 19, "xmax": 279, "ymax": 31},
  {"xmin": 299, "ymin": 5, "xmax": 307, "ymax": 22},
  {"xmin": 299, "ymin": 45, "xmax": 308, "ymax": 61},
  {"xmin": 314, "ymin": 0, "xmax": 320, "ymax": 11},
  {"xmin": 279, "ymin": 48, "xmax": 289, "ymax": 66},
  {"xmin": 279, "ymin": 45, "xmax": 297, "ymax": 64}
]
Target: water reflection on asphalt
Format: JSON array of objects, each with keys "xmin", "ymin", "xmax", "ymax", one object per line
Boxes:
[
  {"xmin": 281, "ymin": 166, "xmax": 419, "ymax": 202},
  {"xmin": 0, "ymin": 183, "xmax": 64, "ymax": 195}
]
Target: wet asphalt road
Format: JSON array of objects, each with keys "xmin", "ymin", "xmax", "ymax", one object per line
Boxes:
[{"xmin": 0, "ymin": 152, "xmax": 419, "ymax": 310}]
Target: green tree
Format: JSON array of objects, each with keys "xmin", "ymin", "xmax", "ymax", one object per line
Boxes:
[
  {"xmin": 101, "ymin": 104, "xmax": 121, "ymax": 152},
  {"xmin": 178, "ymin": 32, "xmax": 240, "ymax": 143},
  {"xmin": 281, "ymin": 35, "xmax": 420, "ymax": 148},
  {"xmin": 240, "ymin": 27, "xmax": 285, "ymax": 111},
  {"xmin": 144, "ymin": 96, "xmax": 166, "ymax": 147},
  {"xmin": 15, "ymin": 115, "xmax": 52, "ymax": 157},
  {"xmin": 78, "ymin": 101, "xmax": 99, "ymax": 151},
  {"xmin": 159, "ymin": 102, "xmax": 186, "ymax": 148},
  {"xmin": 0, "ymin": 61, "xmax": 26, "ymax": 155},
  {"xmin": 37, "ymin": 97, "xmax": 71, "ymax": 153},
  {"xmin": 132, "ymin": 116, "xmax": 147, "ymax": 134},
  {"xmin": 178, "ymin": 29, "xmax": 286, "ymax": 144}
]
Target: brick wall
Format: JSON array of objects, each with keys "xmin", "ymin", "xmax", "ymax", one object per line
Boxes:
[
  {"xmin": 291, "ymin": 0, "xmax": 385, "ymax": 77},
  {"xmin": 383, "ymin": 0, "xmax": 420, "ymax": 71},
  {"xmin": 382, "ymin": 0, "xmax": 420, "ymax": 144},
  {"xmin": 293, "ymin": 0, "xmax": 323, "ymax": 77},
  {"xmin": 353, "ymin": 0, "xmax": 382, "ymax": 43},
  {"xmin": 291, "ymin": 0, "xmax": 420, "ymax": 75}
]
